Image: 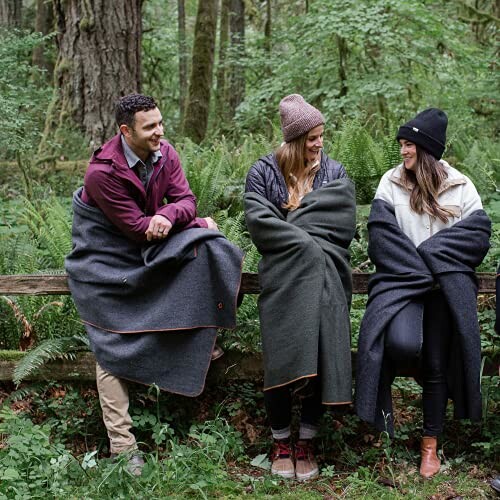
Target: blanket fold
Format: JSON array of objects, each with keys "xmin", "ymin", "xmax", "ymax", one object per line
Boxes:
[
  {"xmin": 65, "ymin": 188, "xmax": 244, "ymax": 396},
  {"xmin": 355, "ymin": 199, "xmax": 491, "ymax": 435},
  {"xmin": 244, "ymin": 179, "xmax": 356, "ymax": 404}
]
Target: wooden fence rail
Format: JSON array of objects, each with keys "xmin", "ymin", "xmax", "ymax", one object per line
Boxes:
[
  {"xmin": 0, "ymin": 272, "xmax": 497, "ymax": 382},
  {"xmin": 0, "ymin": 272, "xmax": 496, "ymax": 295}
]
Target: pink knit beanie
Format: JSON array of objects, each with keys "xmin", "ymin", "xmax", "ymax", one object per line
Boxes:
[{"xmin": 279, "ymin": 94, "xmax": 325, "ymax": 143}]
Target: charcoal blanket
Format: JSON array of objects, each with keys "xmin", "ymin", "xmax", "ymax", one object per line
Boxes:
[
  {"xmin": 244, "ymin": 179, "xmax": 356, "ymax": 404},
  {"xmin": 65, "ymin": 188, "xmax": 244, "ymax": 396},
  {"xmin": 355, "ymin": 199, "xmax": 491, "ymax": 435}
]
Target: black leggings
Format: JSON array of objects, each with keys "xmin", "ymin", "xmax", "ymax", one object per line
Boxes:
[
  {"xmin": 386, "ymin": 290, "xmax": 452, "ymax": 436},
  {"xmin": 422, "ymin": 290, "xmax": 452, "ymax": 436},
  {"xmin": 264, "ymin": 378, "xmax": 325, "ymax": 430}
]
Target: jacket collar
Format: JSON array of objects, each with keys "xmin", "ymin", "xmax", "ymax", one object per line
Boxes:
[
  {"xmin": 92, "ymin": 133, "xmax": 168, "ymax": 170},
  {"xmin": 389, "ymin": 160, "xmax": 466, "ymax": 194},
  {"xmin": 120, "ymin": 134, "xmax": 162, "ymax": 169}
]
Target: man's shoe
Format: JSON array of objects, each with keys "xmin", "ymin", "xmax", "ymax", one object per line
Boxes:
[
  {"xmin": 111, "ymin": 452, "xmax": 145, "ymax": 476},
  {"xmin": 294, "ymin": 439, "xmax": 319, "ymax": 481},
  {"xmin": 419, "ymin": 436, "xmax": 440, "ymax": 479},
  {"xmin": 211, "ymin": 344, "xmax": 224, "ymax": 361},
  {"xmin": 270, "ymin": 439, "xmax": 295, "ymax": 479},
  {"xmin": 491, "ymin": 476, "xmax": 500, "ymax": 495}
]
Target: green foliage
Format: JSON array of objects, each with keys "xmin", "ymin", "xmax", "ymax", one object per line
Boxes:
[
  {"xmin": 0, "ymin": 377, "xmax": 497, "ymax": 498},
  {"xmin": 21, "ymin": 194, "xmax": 73, "ymax": 269},
  {"xmin": 0, "ymin": 406, "xmax": 82, "ymax": 497},
  {"xmin": 332, "ymin": 120, "xmax": 396, "ymax": 203},
  {"xmin": 0, "ymin": 193, "xmax": 83, "ymax": 369},
  {"xmin": 0, "ymin": 29, "xmax": 53, "ymax": 196},
  {"xmin": 0, "ymin": 29, "xmax": 52, "ymax": 158},
  {"xmin": 453, "ymin": 137, "xmax": 499, "ymax": 201},
  {"xmin": 234, "ymin": 0, "xmax": 497, "ymax": 144},
  {"xmin": 475, "ymin": 375, "xmax": 500, "ymax": 459},
  {"xmin": 12, "ymin": 334, "xmax": 88, "ymax": 385}
]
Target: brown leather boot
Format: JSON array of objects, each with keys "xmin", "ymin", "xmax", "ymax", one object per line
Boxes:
[{"xmin": 420, "ymin": 436, "xmax": 440, "ymax": 479}]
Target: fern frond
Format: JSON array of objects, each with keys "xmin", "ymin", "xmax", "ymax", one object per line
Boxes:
[
  {"xmin": 13, "ymin": 333, "xmax": 88, "ymax": 385},
  {"xmin": 0, "ymin": 382, "xmax": 46, "ymax": 406},
  {"xmin": 21, "ymin": 196, "xmax": 72, "ymax": 268},
  {"xmin": 242, "ymin": 244, "xmax": 260, "ymax": 273}
]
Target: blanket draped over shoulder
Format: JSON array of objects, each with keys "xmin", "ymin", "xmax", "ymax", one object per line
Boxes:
[
  {"xmin": 65, "ymin": 188, "xmax": 244, "ymax": 396},
  {"xmin": 244, "ymin": 179, "xmax": 356, "ymax": 404},
  {"xmin": 355, "ymin": 199, "xmax": 491, "ymax": 435}
]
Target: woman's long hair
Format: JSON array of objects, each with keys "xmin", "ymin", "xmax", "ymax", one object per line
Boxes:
[
  {"xmin": 400, "ymin": 146, "xmax": 455, "ymax": 223},
  {"xmin": 276, "ymin": 133, "xmax": 320, "ymax": 211}
]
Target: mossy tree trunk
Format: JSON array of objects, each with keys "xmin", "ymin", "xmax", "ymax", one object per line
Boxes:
[
  {"xmin": 0, "ymin": 0, "xmax": 21, "ymax": 27},
  {"xmin": 183, "ymin": 0, "xmax": 218, "ymax": 143},
  {"xmin": 177, "ymin": 0, "xmax": 187, "ymax": 123},
  {"xmin": 337, "ymin": 35, "xmax": 348, "ymax": 115},
  {"xmin": 214, "ymin": 0, "xmax": 230, "ymax": 125},
  {"xmin": 40, "ymin": 0, "xmax": 142, "ymax": 155},
  {"xmin": 264, "ymin": 0, "xmax": 271, "ymax": 53},
  {"xmin": 32, "ymin": 0, "xmax": 55, "ymax": 78},
  {"xmin": 227, "ymin": 0, "xmax": 245, "ymax": 120}
]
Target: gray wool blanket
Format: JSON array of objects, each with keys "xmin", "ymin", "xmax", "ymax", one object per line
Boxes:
[
  {"xmin": 244, "ymin": 179, "xmax": 356, "ymax": 404},
  {"xmin": 65, "ymin": 188, "xmax": 244, "ymax": 396},
  {"xmin": 355, "ymin": 199, "xmax": 491, "ymax": 435}
]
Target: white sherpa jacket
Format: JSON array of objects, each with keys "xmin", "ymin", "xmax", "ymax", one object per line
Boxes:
[{"xmin": 374, "ymin": 160, "xmax": 482, "ymax": 247}]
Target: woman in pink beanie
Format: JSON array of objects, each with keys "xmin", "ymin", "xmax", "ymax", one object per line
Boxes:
[{"xmin": 244, "ymin": 94, "xmax": 356, "ymax": 481}]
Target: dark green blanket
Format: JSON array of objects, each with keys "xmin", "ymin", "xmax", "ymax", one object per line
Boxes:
[{"xmin": 244, "ymin": 179, "xmax": 356, "ymax": 404}]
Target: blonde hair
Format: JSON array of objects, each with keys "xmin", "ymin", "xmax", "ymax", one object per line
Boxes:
[
  {"xmin": 400, "ymin": 146, "xmax": 455, "ymax": 223},
  {"xmin": 275, "ymin": 133, "xmax": 320, "ymax": 211}
]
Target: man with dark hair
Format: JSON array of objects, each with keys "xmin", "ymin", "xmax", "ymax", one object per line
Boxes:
[
  {"xmin": 82, "ymin": 93, "xmax": 218, "ymax": 242},
  {"xmin": 65, "ymin": 94, "xmax": 243, "ymax": 475},
  {"xmin": 114, "ymin": 93, "xmax": 158, "ymax": 129}
]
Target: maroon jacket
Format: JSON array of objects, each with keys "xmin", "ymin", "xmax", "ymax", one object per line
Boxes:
[{"xmin": 82, "ymin": 134, "xmax": 207, "ymax": 242}]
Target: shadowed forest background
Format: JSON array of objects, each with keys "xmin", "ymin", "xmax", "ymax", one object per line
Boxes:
[{"xmin": 0, "ymin": 0, "xmax": 498, "ymax": 498}]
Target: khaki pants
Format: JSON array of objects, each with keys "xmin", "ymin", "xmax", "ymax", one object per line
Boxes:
[{"xmin": 96, "ymin": 363, "xmax": 137, "ymax": 454}]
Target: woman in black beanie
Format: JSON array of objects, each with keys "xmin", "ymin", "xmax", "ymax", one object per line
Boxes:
[
  {"xmin": 355, "ymin": 108, "xmax": 491, "ymax": 479},
  {"xmin": 244, "ymin": 95, "xmax": 356, "ymax": 481}
]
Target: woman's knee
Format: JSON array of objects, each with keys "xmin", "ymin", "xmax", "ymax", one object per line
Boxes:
[{"xmin": 385, "ymin": 334, "xmax": 420, "ymax": 364}]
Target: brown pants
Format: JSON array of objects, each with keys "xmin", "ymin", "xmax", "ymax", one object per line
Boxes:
[{"xmin": 96, "ymin": 363, "xmax": 137, "ymax": 454}]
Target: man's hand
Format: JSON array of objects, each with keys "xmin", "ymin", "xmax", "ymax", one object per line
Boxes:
[
  {"xmin": 146, "ymin": 215, "xmax": 172, "ymax": 241},
  {"xmin": 204, "ymin": 217, "xmax": 219, "ymax": 231}
]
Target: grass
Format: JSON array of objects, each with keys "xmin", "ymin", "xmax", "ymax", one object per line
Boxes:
[{"xmin": 0, "ymin": 379, "xmax": 498, "ymax": 499}]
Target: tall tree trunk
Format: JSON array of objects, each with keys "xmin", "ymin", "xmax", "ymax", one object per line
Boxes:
[
  {"xmin": 214, "ymin": 0, "xmax": 230, "ymax": 124},
  {"xmin": 337, "ymin": 35, "xmax": 348, "ymax": 112},
  {"xmin": 32, "ymin": 0, "xmax": 55, "ymax": 77},
  {"xmin": 0, "ymin": 0, "xmax": 21, "ymax": 27},
  {"xmin": 264, "ymin": 0, "xmax": 271, "ymax": 53},
  {"xmin": 40, "ymin": 0, "xmax": 142, "ymax": 153},
  {"xmin": 227, "ymin": 0, "xmax": 245, "ymax": 119},
  {"xmin": 183, "ymin": 0, "xmax": 218, "ymax": 143},
  {"xmin": 177, "ymin": 0, "xmax": 187, "ymax": 123}
]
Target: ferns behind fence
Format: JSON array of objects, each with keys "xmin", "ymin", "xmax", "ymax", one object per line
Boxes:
[
  {"xmin": 1, "ymin": 121, "xmax": 497, "ymax": 378},
  {"xmin": 332, "ymin": 121, "xmax": 401, "ymax": 204}
]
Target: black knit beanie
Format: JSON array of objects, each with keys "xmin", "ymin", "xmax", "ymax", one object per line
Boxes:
[{"xmin": 396, "ymin": 108, "xmax": 448, "ymax": 160}]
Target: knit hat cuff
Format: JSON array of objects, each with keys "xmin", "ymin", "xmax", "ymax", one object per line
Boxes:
[
  {"xmin": 283, "ymin": 115, "xmax": 324, "ymax": 143},
  {"xmin": 396, "ymin": 125, "xmax": 446, "ymax": 159}
]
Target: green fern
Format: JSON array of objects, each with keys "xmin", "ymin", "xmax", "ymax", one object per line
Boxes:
[
  {"xmin": 0, "ymin": 382, "xmax": 47, "ymax": 407},
  {"xmin": 332, "ymin": 120, "xmax": 386, "ymax": 204},
  {"xmin": 456, "ymin": 139, "xmax": 499, "ymax": 198},
  {"xmin": 21, "ymin": 196, "xmax": 72, "ymax": 268},
  {"xmin": 179, "ymin": 135, "xmax": 275, "ymax": 216},
  {"xmin": 13, "ymin": 333, "xmax": 89, "ymax": 385}
]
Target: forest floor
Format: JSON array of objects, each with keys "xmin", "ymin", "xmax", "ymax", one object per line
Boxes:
[{"xmin": 0, "ymin": 376, "xmax": 498, "ymax": 499}]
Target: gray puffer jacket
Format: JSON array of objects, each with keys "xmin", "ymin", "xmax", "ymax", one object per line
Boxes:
[{"xmin": 245, "ymin": 151, "xmax": 348, "ymax": 214}]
